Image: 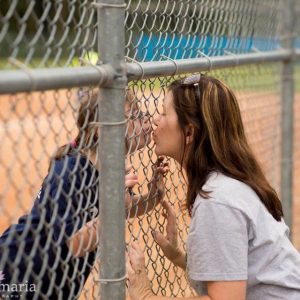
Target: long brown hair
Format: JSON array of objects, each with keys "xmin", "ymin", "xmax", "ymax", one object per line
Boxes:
[
  {"xmin": 52, "ymin": 89, "xmax": 100, "ymax": 163},
  {"xmin": 169, "ymin": 75, "xmax": 283, "ymax": 221}
]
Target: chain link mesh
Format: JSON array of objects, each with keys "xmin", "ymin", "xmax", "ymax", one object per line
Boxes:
[
  {"xmin": 0, "ymin": 0, "xmax": 299, "ymax": 299},
  {"xmin": 0, "ymin": 0, "xmax": 97, "ymax": 68},
  {"xmin": 125, "ymin": 0, "xmax": 281, "ymax": 62}
]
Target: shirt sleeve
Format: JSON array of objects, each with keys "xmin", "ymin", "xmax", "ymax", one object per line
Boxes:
[
  {"xmin": 47, "ymin": 158, "xmax": 94, "ymax": 245},
  {"xmin": 187, "ymin": 200, "xmax": 249, "ymax": 282},
  {"xmin": 49, "ymin": 178, "xmax": 84, "ymax": 245}
]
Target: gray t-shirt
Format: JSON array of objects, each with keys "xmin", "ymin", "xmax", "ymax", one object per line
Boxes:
[{"xmin": 187, "ymin": 172, "xmax": 300, "ymax": 300}]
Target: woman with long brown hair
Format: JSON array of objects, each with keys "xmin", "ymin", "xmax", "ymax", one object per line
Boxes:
[{"xmin": 127, "ymin": 74, "xmax": 300, "ymax": 300}]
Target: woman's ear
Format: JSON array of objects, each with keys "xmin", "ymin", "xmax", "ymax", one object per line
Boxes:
[{"xmin": 185, "ymin": 124, "xmax": 195, "ymax": 145}]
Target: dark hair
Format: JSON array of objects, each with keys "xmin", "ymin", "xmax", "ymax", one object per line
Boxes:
[{"xmin": 168, "ymin": 75, "xmax": 283, "ymax": 221}]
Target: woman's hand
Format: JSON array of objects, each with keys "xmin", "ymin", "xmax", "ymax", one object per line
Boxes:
[
  {"xmin": 127, "ymin": 242, "xmax": 154, "ymax": 300},
  {"xmin": 153, "ymin": 201, "xmax": 186, "ymax": 269},
  {"xmin": 148, "ymin": 156, "xmax": 169, "ymax": 201},
  {"xmin": 125, "ymin": 164, "xmax": 139, "ymax": 209}
]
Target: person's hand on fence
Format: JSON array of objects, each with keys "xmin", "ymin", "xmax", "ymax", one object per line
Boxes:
[
  {"xmin": 125, "ymin": 164, "xmax": 139, "ymax": 209},
  {"xmin": 148, "ymin": 156, "xmax": 169, "ymax": 202},
  {"xmin": 127, "ymin": 241, "xmax": 154, "ymax": 300},
  {"xmin": 152, "ymin": 201, "xmax": 186, "ymax": 269}
]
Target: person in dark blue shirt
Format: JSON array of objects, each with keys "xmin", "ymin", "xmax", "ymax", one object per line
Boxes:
[{"xmin": 0, "ymin": 89, "xmax": 168, "ymax": 299}]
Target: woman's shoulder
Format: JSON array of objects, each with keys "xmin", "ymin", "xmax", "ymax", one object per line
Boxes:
[
  {"xmin": 51, "ymin": 153, "xmax": 91, "ymax": 171},
  {"xmin": 193, "ymin": 172, "xmax": 290, "ymax": 245},
  {"xmin": 204, "ymin": 172, "xmax": 257, "ymax": 196},
  {"xmin": 196, "ymin": 172, "xmax": 263, "ymax": 214},
  {"xmin": 46, "ymin": 153, "xmax": 95, "ymax": 183}
]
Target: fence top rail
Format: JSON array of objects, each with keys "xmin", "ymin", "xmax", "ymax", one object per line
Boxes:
[{"xmin": 0, "ymin": 49, "xmax": 299, "ymax": 94}]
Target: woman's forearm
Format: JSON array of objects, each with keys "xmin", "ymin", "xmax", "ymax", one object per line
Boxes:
[
  {"xmin": 172, "ymin": 251, "xmax": 187, "ymax": 270},
  {"xmin": 67, "ymin": 218, "xmax": 99, "ymax": 257}
]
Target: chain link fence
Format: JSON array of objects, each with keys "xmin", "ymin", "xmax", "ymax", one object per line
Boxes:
[{"xmin": 0, "ymin": 0, "xmax": 300, "ymax": 299}]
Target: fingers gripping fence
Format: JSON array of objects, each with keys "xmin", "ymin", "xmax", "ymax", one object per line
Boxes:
[{"xmin": 0, "ymin": 1, "xmax": 299, "ymax": 300}]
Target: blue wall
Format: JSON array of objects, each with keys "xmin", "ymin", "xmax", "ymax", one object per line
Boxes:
[{"xmin": 134, "ymin": 34, "xmax": 286, "ymax": 62}]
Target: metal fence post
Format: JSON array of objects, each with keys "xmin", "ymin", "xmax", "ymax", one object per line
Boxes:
[
  {"xmin": 96, "ymin": 1, "xmax": 127, "ymax": 300},
  {"xmin": 280, "ymin": 0, "xmax": 295, "ymax": 232}
]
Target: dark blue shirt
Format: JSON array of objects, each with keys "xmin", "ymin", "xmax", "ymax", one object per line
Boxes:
[{"xmin": 0, "ymin": 154, "xmax": 99, "ymax": 299}]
